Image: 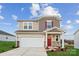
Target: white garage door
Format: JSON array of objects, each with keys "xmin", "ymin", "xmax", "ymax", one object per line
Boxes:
[{"xmin": 20, "ymin": 35, "xmax": 44, "ymax": 47}]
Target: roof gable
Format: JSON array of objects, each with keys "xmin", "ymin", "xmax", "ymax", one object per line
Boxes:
[
  {"xmin": 43, "ymin": 27, "xmax": 64, "ymax": 32},
  {"xmin": 74, "ymin": 29, "xmax": 79, "ymax": 35}
]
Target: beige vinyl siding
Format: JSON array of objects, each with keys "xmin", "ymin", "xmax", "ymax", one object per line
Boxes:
[
  {"xmin": 39, "ymin": 17, "xmax": 60, "ymax": 31},
  {"xmin": 18, "ymin": 17, "xmax": 60, "ymax": 31},
  {"xmin": 53, "ymin": 19, "xmax": 60, "ymax": 28},
  {"xmin": 32, "ymin": 22, "xmax": 39, "ymax": 30},
  {"xmin": 18, "ymin": 22, "xmax": 24, "ymax": 30}
]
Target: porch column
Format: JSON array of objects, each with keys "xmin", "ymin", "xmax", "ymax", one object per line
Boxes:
[
  {"xmin": 62, "ymin": 38, "xmax": 64, "ymax": 48},
  {"xmin": 45, "ymin": 32, "xmax": 47, "ymax": 48},
  {"xmin": 59, "ymin": 35, "xmax": 61, "ymax": 47},
  {"xmin": 61, "ymin": 33, "xmax": 64, "ymax": 48}
]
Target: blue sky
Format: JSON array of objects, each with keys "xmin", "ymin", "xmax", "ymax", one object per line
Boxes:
[{"xmin": 0, "ymin": 3, "xmax": 79, "ymax": 39}]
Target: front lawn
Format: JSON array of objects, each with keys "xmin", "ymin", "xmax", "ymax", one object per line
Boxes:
[
  {"xmin": 47, "ymin": 45, "xmax": 79, "ymax": 56},
  {"xmin": 0, "ymin": 41, "xmax": 16, "ymax": 53}
]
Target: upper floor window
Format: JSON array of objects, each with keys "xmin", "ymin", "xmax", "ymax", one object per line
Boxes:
[
  {"xmin": 24, "ymin": 22, "xmax": 32, "ymax": 30},
  {"xmin": 47, "ymin": 20, "xmax": 53, "ymax": 28}
]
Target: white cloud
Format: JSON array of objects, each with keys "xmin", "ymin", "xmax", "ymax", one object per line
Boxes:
[
  {"xmin": 31, "ymin": 3, "xmax": 40, "ymax": 11},
  {"xmin": 30, "ymin": 10, "xmax": 38, "ymax": 18},
  {"xmin": 76, "ymin": 10, "xmax": 79, "ymax": 15},
  {"xmin": 40, "ymin": 3, "xmax": 49, "ymax": 8},
  {"xmin": 0, "ymin": 15, "xmax": 4, "ymax": 20},
  {"xmin": 42, "ymin": 6, "xmax": 61, "ymax": 17},
  {"xmin": 62, "ymin": 24, "xmax": 73, "ymax": 32},
  {"xmin": 62, "ymin": 20, "xmax": 74, "ymax": 33},
  {"xmin": 41, "ymin": 3, "xmax": 49, "ymax": 6},
  {"xmin": 12, "ymin": 14, "xmax": 18, "ymax": 20},
  {"xmin": 0, "ymin": 5, "xmax": 3, "ymax": 13},
  {"xmin": 30, "ymin": 3, "xmax": 40, "ymax": 18},
  {"xmin": 21, "ymin": 8, "xmax": 24, "ymax": 11},
  {"xmin": 75, "ymin": 19, "xmax": 79, "ymax": 24},
  {"xmin": 60, "ymin": 24, "xmax": 64, "ymax": 27},
  {"xmin": 64, "ymin": 32, "xmax": 73, "ymax": 35},
  {"xmin": 65, "ymin": 25, "xmax": 73, "ymax": 30},
  {"xmin": 66, "ymin": 20, "xmax": 72, "ymax": 24},
  {"xmin": 61, "ymin": 24, "xmax": 74, "ymax": 37},
  {"xmin": 30, "ymin": 3, "xmax": 61, "ymax": 18},
  {"xmin": 61, "ymin": 25, "xmax": 73, "ymax": 37},
  {"xmin": 0, "ymin": 5, "xmax": 2, "ymax": 10},
  {"xmin": 3, "ymin": 22, "xmax": 12, "ymax": 26},
  {"xmin": 64, "ymin": 34, "xmax": 74, "ymax": 40},
  {"xmin": 0, "ymin": 22, "xmax": 12, "ymax": 26}
]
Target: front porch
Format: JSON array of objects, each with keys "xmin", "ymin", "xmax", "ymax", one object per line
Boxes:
[
  {"xmin": 44, "ymin": 27, "xmax": 65, "ymax": 49},
  {"xmin": 45, "ymin": 32, "xmax": 61, "ymax": 49}
]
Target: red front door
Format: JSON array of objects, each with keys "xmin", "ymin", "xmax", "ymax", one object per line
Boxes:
[{"xmin": 47, "ymin": 37, "xmax": 51, "ymax": 47}]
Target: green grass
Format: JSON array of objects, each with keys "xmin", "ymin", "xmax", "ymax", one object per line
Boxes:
[
  {"xmin": 0, "ymin": 41, "xmax": 16, "ymax": 53},
  {"xmin": 47, "ymin": 45, "xmax": 79, "ymax": 56}
]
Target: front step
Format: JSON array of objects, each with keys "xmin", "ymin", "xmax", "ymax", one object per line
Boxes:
[{"xmin": 46, "ymin": 46, "xmax": 61, "ymax": 52}]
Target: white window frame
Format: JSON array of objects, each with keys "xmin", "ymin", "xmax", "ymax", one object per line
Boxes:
[
  {"xmin": 47, "ymin": 20, "xmax": 52, "ymax": 28},
  {"xmin": 23, "ymin": 22, "xmax": 33, "ymax": 30},
  {"xmin": 54, "ymin": 35, "xmax": 59, "ymax": 41}
]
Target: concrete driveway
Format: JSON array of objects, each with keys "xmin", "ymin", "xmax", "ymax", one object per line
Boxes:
[{"xmin": 0, "ymin": 47, "xmax": 47, "ymax": 56}]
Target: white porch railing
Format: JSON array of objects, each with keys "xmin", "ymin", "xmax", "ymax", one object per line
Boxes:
[{"xmin": 52, "ymin": 41, "xmax": 61, "ymax": 47}]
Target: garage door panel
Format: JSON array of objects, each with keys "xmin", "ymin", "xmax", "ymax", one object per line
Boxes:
[{"xmin": 20, "ymin": 35, "xmax": 44, "ymax": 47}]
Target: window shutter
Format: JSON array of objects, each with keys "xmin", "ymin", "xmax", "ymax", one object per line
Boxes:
[
  {"xmin": 52, "ymin": 21, "xmax": 53, "ymax": 27},
  {"xmin": 45, "ymin": 22, "xmax": 47, "ymax": 28}
]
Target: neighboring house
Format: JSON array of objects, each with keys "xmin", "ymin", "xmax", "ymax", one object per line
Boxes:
[
  {"xmin": 16, "ymin": 16, "xmax": 65, "ymax": 48},
  {"xmin": 74, "ymin": 29, "xmax": 79, "ymax": 49},
  {"xmin": 0, "ymin": 30, "xmax": 16, "ymax": 41},
  {"xmin": 64, "ymin": 40, "xmax": 74, "ymax": 46}
]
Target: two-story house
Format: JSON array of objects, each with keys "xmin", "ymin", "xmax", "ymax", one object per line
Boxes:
[{"xmin": 16, "ymin": 16, "xmax": 64, "ymax": 49}]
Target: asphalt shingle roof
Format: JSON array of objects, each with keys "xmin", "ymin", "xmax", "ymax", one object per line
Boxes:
[{"xmin": 0, "ymin": 30, "xmax": 15, "ymax": 37}]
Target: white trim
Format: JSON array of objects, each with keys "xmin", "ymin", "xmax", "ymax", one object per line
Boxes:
[
  {"xmin": 47, "ymin": 20, "xmax": 52, "ymax": 22},
  {"xmin": 46, "ymin": 20, "xmax": 53, "ymax": 28},
  {"xmin": 46, "ymin": 32, "xmax": 62, "ymax": 34},
  {"xmin": 23, "ymin": 22, "xmax": 33, "ymax": 30}
]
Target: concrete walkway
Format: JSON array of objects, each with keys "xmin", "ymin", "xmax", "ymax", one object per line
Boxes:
[{"xmin": 0, "ymin": 48, "xmax": 47, "ymax": 56}]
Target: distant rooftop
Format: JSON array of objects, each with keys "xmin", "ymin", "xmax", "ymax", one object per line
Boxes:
[{"xmin": 0, "ymin": 30, "xmax": 15, "ymax": 37}]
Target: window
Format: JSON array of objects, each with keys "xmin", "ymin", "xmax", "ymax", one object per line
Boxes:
[
  {"xmin": 24, "ymin": 22, "xmax": 32, "ymax": 30},
  {"xmin": 29, "ymin": 22, "xmax": 32, "ymax": 29},
  {"xmin": 24, "ymin": 25, "xmax": 27, "ymax": 29},
  {"xmin": 6, "ymin": 37, "xmax": 8, "ymax": 39},
  {"xmin": 56, "ymin": 36, "xmax": 58, "ymax": 41},
  {"xmin": 47, "ymin": 20, "xmax": 53, "ymax": 28}
]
